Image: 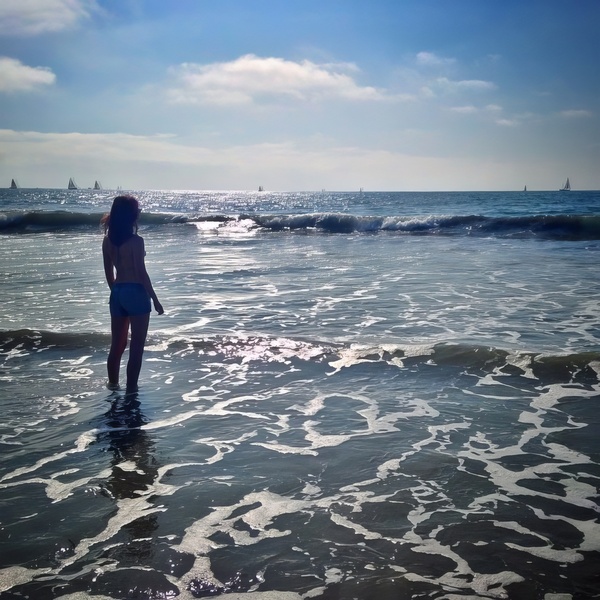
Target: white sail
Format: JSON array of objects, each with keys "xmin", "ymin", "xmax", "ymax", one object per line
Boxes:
[{"xmin": 559, "ymin": 177, "xmax": 570, "ymax": 191}]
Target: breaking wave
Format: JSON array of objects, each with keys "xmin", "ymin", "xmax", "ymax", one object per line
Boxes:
[{"xmin": 2, "ymin": 210, "xmax": 600, "ymax": 240}]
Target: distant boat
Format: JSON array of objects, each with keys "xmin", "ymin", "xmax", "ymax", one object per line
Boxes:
[
  {"xmin": 68, "ymin": 177, "xmax": 78, "ymax": 190},
  {"xmin": 93, "ymin": 180, "xmax": 102, "ymax": 190},
  {"xmin": 559, "ymin": 177, "xmax": 571, "ymax": 191},
  {"xmin": 10, "ymin": 178, "xmax": 19, "ymax": 189},
  {"xmin": 258, "ymin": 185, "xmax": 264, "ymax": 192},
  {"xmin": 523, "ymin": 185, "xmax": 527, "ymax": 192}
]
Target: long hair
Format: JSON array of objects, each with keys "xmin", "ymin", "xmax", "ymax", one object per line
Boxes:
[{"xmin": 101, "ymin": 195, "xmax": 140, "ymax": 246}]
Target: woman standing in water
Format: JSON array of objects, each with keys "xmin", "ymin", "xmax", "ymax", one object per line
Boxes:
[{"xmin": 102, "ymin": 195, "xmax": 164, "ymax": 392}]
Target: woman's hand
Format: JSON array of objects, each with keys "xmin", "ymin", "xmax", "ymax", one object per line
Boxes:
[{"xmin": 154, "ymin": 299, "xmax": 164, "ymax": 315}]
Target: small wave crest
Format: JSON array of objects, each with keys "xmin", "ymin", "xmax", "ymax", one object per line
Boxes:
[
  {"xmin": 0, "ymin": 328, "xmax": 109, "ymax": 352},
  {"xmin": 0, "ymin": 210, "xmax": 106, "ymax": 231},
  {"xmin": 3, "ymin": 328, "xmax": 599, "ymax": 385},
  {"xmin": 0, "ymin": 210, "xmax": 193, "ymax": 232}
]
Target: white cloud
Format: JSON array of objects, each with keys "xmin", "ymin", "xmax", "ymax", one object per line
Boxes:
[
  {"xmin": 0, "ymin": 57, "xmax": 56, "ymax": 92},
  {"xmin": 434, "ymin": 77, "xmax": 497, "ymax": 93},
  {"xmin": 559, "ymin": 109, "xmax": 593, "ymax": 118},
  {"xmin": 449, "ymin": 104, "xmax": 503, "ymax": 115},
  {"xmin": 0, "ymin": 0, "xmax": 94, "ymax": 36},
  {"xmin": 419, "ymin": 85, "xmax": 436, "ymax": 98},
  {"xmin": 416, "ymin": 52, "xmax": 456, "ymax": 67},
  {"xmin": 449, "ymin": 105, "xmax": 478, "ymax": 114},
  {"xmin": 167, "ymin": 54, "xmax": 387, "ymax": 106},
  {"xmin": 446, "ymin": 101, "xmax": 528, "ymax": 129}
]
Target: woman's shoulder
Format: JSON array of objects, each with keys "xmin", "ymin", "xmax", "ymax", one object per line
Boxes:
[
  {"xmin": 125, "ymin": 234, "xmax": 144, "ymax": 246},
  {"xmin": 130, "ymin": 234, "xmax": 146, "ymax": 255}
]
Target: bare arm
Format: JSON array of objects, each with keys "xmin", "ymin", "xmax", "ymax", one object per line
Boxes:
[
  {"xmin": 102, "ymin": 236, "xmax": 115, "ymax": 289},
  {"xmin": 134, "ymin": 237, "xmax": 164, "ymax": 315}
]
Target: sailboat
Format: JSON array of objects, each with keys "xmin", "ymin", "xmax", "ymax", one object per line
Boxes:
[
  {"xmin": 523, "ymin": 185, "xmax": 527, "ymax": 192},
  {"xmin": 10, "ymin": 178, "xmax": 19, "ymax": 189},
  {"xmin": 93, "ymin": 180, "xmax": 102, "ymax": 190},
  {"xmin": 559, "ymin": 177, "xmax": 571, "ymax": 191},
  {"xmin": 258, "ymin": 185, "xmax": 264, "ymax": 192},
  {"xmin": 68, "ymin": 177, "xmax": 78, "ymax": 190}
]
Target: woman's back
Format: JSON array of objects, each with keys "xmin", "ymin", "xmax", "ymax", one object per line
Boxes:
[{"xmin": 103, "ymin": 234, "xmax": 146, "ymax": 285}]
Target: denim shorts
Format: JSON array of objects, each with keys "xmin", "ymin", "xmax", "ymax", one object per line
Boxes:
[{"xmin": 109, "ymin": 283, "xmax": 151, "ymax": 317}]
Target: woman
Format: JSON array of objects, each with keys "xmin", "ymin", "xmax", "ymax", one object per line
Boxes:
[{"xmin": 102, "ymin": 195, "xmax": 164, "ymax": 392}]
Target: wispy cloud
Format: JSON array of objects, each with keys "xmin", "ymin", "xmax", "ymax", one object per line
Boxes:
[
  {"xmin": 0, "ymin": 0, "xmax": 94, "ymax": 36},
  {"xmin": 419, "ymin": 75, "xmax": 497, "ymax": 99},
  {"xmin": 434, "ymin": 77, "xmax": 497, "ymax": 93},
  {"xmin": 416, "ymin": 52, "xmax": 456, "ymax": 67},
  {"xmin": 167, "ymin": 54, "xmax": 388, "ymax": 106},
  {"xmin": 0, "ymin": 57, "xmax": 56, "ymax": 92},
  {"xmin": 389, "ymin": 52, "xmax": 498, "ymax": 104},
  {"xmin": 447, "ymin": 103, "xmax": 519, "ymax": 130},
  {"xmin": 449, "ymin": 104, "xmax": 503, "ymax": 115},
  {"xmin": 559, "ymin": 109, "xmax": 593, "ymax": 118},
  {"xmin": 449, "ymin": 105, "xmax": 478, "ymax": 114}
]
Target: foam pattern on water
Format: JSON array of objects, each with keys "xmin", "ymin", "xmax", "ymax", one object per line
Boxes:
[{"xmin": 1, "ymin": 338, "xmax": 599, "ymax": 599}]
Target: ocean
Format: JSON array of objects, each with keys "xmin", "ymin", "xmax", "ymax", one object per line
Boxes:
[{"xmin": 0, "ymin": 188, "xmax": 599, "ymax": 599}]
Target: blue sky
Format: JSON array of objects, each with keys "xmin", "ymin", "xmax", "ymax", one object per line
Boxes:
[{"xmin": 0, "ymin": 0, "xmax": 598, "ymax": 191}]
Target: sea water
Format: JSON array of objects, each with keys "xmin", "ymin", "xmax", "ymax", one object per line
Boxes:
[{"xmin": 0, "ymin": 188, "xmax": 599, "ymax": 599}]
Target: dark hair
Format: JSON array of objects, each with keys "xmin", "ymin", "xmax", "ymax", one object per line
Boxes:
[{"xmin": 101, "ymin": 195, "xmax": 140, "ymax": 246}]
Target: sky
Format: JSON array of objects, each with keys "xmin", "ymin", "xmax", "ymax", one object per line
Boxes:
[{"xmin": 0, "ymin": 0, "xmax": 598, "ymax": 191}]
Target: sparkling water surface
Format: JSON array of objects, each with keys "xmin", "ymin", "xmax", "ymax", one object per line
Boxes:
[{"xmin": 0, "ymin": 189, "xmax": 599, "ymax": 599}]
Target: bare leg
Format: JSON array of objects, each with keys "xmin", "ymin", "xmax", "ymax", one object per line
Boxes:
[
  {"xmin": 108, "ymin": 315, "xmax": 130, "ymax": 387},
  {"xmin": 126, "ymin": 313, "xmax": 150, "ymax": 392}
]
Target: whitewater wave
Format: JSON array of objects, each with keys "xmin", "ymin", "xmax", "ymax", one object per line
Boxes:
[{"xmin": 2, "ymin": 209, "xmax": 600, "ymax": 240}]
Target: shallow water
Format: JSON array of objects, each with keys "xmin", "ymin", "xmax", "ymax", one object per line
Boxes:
[{"xmin": 1, "ymin": 189, "xmax": 599, "ymax": 599}]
